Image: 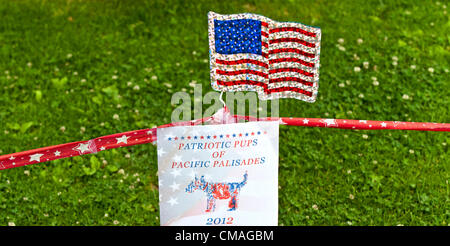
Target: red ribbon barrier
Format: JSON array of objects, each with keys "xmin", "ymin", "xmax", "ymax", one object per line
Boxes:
[{"xmin": 0, "ymin": 115, "xmax": 449, "ymax": 171}]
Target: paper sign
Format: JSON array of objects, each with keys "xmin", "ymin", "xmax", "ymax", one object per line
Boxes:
[{"xmin": 157, "ymin": 121, "xmax": 279, "ymax": 226}]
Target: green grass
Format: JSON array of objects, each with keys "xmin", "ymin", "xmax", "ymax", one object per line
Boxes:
[{"xmin": 0, "ymin": 0, "xmax": 449, "ymax": 226}]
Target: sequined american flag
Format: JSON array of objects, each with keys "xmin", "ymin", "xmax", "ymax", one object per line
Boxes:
[{"xmin": 208, "ymin": 12, "xmax": 321, "ymax": 102}]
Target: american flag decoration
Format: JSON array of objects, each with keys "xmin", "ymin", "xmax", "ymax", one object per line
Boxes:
[{"xmin": 208, "ymin": 12, "xmax": 321, "ymax": 102}]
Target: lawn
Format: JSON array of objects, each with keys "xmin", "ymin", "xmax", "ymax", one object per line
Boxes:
[{"xmin": 0, "ymin": 0, "xmax": 448, "ymax": 226}]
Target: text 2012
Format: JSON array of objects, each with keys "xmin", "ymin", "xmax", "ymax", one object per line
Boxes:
[{"xmin": 206, "ymin": 217, "xmax": 234, "ymax": 225}]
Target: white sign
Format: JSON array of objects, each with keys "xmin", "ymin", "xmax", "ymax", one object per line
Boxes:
[{"xmin": 157, "ymin": 121, "xmax": 279, "ymax": 226}]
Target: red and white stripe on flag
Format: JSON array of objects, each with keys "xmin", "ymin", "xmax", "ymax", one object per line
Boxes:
[{"xmin": 208, "ymin": 12, "xmax": 321, "ymax": 102}]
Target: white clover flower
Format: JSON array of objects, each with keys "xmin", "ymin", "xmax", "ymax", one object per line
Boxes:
[
  {"xmin": 338, "ymin": 83, "xmax": 345, "ymax": 87},
  {"xmin": 112, "ymin": 75, "xmax": 118, "ymax": 80},
  {"xmin": 312, "ymin": 204, "xmax": 319, "ymax": 210},
  {"xmin": 189, "ymin": 80, "xmax": 197, "ymax": 87},
  {"xmin": 392, "ymin": 61, "xmax": 398, "ymax": 66},
  {"xmin": 151, "ymin": 75, "xmax": 158, "ymax": 80},
  {"xmin": 354, "ymin": 67, "xmax": 361, "ymax": 72},
  {"xmin": 163, "ymin": 83, "xmax": 172, "ymax": 88},
  {"xmin": 392, "ymin": 56, "xmax": 398, "ymax": 61},
  {"xmin": 349, "ymin": 194, "xmax": 355, "ymax": 200},
  {"xmin": 127, "ymin": 81, "xmax": 133, "ymax": 87},
  {"xmin": 362, "ymin": 134, "xmax": 368, "ymax": 139},
  {"xmin": 402, "ymin": 94, "xmax": 410, "ymax": 100},
  {"xmin": 371, "ymin": 76, "xmax": 377, "ymax": 81},
  {"xmin": 358, "ymin": 93, "xmax": 364, "ymax": 98},
  {"xmin": 8, "ymin": 222, "xmax": 15, "ymax": 226},
  {"xmin": 81, "ymin": 79, "xmax": 86, "ymax": 83},
  {"xmin": 125, "ymin": 153, "xmax": 131, "ymax": 159},
  {"xmin": 67, "ymin": 53, "xmax": 73, "ymax": 59},
  {"xmin": 409, "ymin": 149, "xmax": 415, "ymax": 154},
  {"xmin": 118, "ymin": 169, "xmax": 125, "ymax": 175},
  {"xmin": 27, "ymin": 62, "xmax": 32, "ymax": 68},
  {"xmin": 363, "ymin": 61, "xmax": 369, "ymax": 69},
  {"xmin": 347, "ymin": 169, "xmax": 352, "ymax": 174},
  {"xmin": 353, "ymin": 54, "xmax": 360, "ymax": 60},
  {"xmin": 60, "ymin": 126, "xmax": 66, "ymax": 132},
  {"xmin": 357, "ymin": 38, "xmax": 363, "ymax": 44},
  {"xmin": 373, "ymin": 80, "xmax": 379, "ymax": 86},
  {"xmin": 104, "ymin": 213, "xmax": 109, "ymax": 217},
  {"xmin": 24, "ymin": 170, "xmax": 30, "ymax": 176},
  {"xmin": 428, "ymin": 67, "xmax": 434, "ymax": 73},
  {"xmin": 113, "ymin": 220, "xmax": 119, "ymax": 225},
  {"xmin": 338, "ymin": 38, "xmax": 344, "ymax": 44},
  {"xmin": 338, "ymin": 45, "xmax": 346, "ymax": 51},
  {"xmin": 113, "ymin": 114, "xmax": 120, "ymax": 120},
  {"xmin": 133, "ymin": 85, "xmax": 140, "ymax": 91}
]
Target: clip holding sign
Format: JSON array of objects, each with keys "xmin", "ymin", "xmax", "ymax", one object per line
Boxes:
[{"xmin": 207, "ymin": 91, "xmax": 237, "ymax": 126}]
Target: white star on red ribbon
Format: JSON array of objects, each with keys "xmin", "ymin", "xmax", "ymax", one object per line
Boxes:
[
  {"xmin": 116, "ymin": 135, "xmax": 130, "ymax": 144},
  {"xmin": 74, "ymin": 143, "xmax": 91, "ymax": 154},
  {"xmin": 29, "ymin": 153, "xmax": 44, "ymax": 162}
]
